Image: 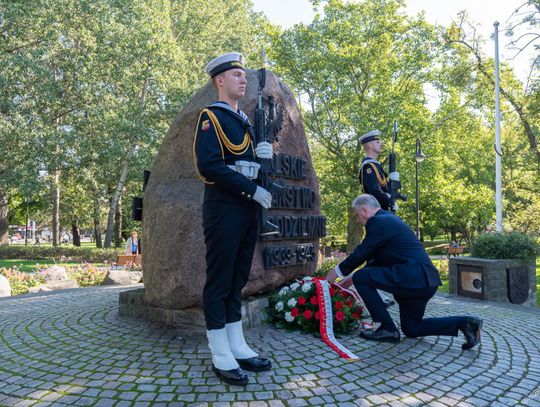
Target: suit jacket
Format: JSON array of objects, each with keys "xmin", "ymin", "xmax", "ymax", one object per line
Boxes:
[
  {"xmin": 193, "ymin": 102, "xmax": 258, "ymax": 206},
  {"xmin": 339, "ymin": 210, "xmax": 441, "ymax": 289}
]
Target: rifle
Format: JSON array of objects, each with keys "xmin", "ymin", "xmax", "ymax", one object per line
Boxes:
[
  {"xmin": 255, "ymin": 67, "xmax": 283, "ymax": 236},
  {"xmin": 388, "ymin": 120, "xmax": 407, "ymax": 211}
]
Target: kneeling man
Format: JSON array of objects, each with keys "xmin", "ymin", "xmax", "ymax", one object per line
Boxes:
[{"xmin": 326, "ymin": 194, "xmax": 482, "ymax": 349}]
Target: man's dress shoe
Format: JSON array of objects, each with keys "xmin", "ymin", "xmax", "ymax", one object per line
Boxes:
[
  {"xmin": 360, "ymin": 327, "xmax": 400, "ymax": 343},
  {"xmin": 461, "ymin": 317, "xmax": 483, "ymax": 350},
  {"xmin": 211, "ymin": 365, "xmax": 248, "ymax": 385},
  {"xmin": 236, "ymin": 357, "xmax": 272, "ymax": 372}
]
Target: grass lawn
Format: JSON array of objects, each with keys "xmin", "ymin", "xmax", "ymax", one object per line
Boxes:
[{"xmin": 0, "ymin": 259, "xmax": 104, "ymax": 273}]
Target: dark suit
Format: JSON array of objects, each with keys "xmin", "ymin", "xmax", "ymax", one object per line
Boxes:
[
  {"xmin": 339, "ymin": 210, "xmax": 468, "ymax": 337},
  {"xmin": 359, "ymin": 157, "xmax": 392, "ymax": 210},
  {"xmin": 193, "ymin": 102, "xmax": 259, "ymax": 330}
]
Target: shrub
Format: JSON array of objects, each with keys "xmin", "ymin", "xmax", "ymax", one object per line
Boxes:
[
  {"xmin": 0, "ymin": 267, "xmax": 42, "ymax": 295},
  {"xmin": 266, "ymin": 277, "xmax": 364, "ymax": 335},
  {"xmin": 471, "ymin": 232, "xmax": 539, "ymax": 260},
  {"xmin": 0, "ymin": 246, "xmax": 123, "ymax": 263},
  {"xmin": 315, "ymin": 252, "xmax": 347, "ymax": 278},
  {"xmin": 65, "ymin": 264, "xmax": 107, "ymax": 287},
  {"xmin": 431, "ymin": 259, "xmax": 449, "ymax": 281}
]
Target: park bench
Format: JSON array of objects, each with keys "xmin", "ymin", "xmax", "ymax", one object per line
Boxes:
[
  {"xmin": 117, "ymin": 254, "xmax": 142, "ymax": 268},
  {"xmin": 445, "ymin": 246, "xmax": 465, "ymax": 258}
]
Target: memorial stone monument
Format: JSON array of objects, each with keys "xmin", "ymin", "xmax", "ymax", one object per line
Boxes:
[{"xmin": 121, "ymin": 69, "xmax": 325, "ymax": 325}]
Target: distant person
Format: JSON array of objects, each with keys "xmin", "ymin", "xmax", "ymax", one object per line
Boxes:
[
  {"xmin": 35, "ymin": 235, "xmax": 40, "ymax": 245},
  {"xmin": 125, "ymin": 231, "xmax": 141, "ymax": 255},
  {"xmin": 327, "ymin": 194, "xmax": 482, "ymax": 349}
]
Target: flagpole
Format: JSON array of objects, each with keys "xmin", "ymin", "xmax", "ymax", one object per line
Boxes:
[{"xmin": 494, "ymin": 21, "xmax": 503, "ymax": 232}]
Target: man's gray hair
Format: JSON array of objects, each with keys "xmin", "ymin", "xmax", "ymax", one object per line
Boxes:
[{"xmin": 351, "ymin": 194, "xmax": 381, "ymax": 210}]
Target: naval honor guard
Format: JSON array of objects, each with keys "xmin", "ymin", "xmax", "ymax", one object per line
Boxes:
[
  {"xmin": 358, "ymin": 129, "xmax": 396, "ymax": 212},
  {"xmin": 193, "ymin": 52, "xmax": 272, "ymax": 385}
]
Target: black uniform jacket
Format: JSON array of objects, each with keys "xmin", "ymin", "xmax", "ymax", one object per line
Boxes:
[
  {"xmin": 193, "ymin": 103, "xmax": 258, "ymax": 205},
  {"xmin": 359, "ymin": 157, "xmax": 392, "ymax": 210},
  {"xmin": 339, "ymin": 210, "xmax": 442, "ymax": 289}
]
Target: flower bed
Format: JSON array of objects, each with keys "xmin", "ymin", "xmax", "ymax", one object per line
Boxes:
[{"xmin": 267, "ymin": 276, "xmax": 364, "ymax": 335}]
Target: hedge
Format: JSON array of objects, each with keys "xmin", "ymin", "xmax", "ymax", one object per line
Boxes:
[{"xmin": 0, "ymin": 245, "xmax": 124, "ymax": 263}]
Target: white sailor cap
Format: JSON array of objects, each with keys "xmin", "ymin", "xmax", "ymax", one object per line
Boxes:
[
  {"xmin": 204, "ymin": 52, "xmax": 245, "ymax": 78},
  {"xmin": 359, "ymin": 129, "xmax": 382, "ymax": 144}
]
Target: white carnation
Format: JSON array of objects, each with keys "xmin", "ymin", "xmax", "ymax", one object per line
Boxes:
[
  {"xmin": 302, "ymin": 276, "xmax": 313, "ymax": 281},
  {"xmin": 275, "ymin": 301, "xmax": 284, "ymax": 311},
  {"xmin": 284, "ymin": 312, "xmax": 294, "ymax": 322},
  {"xmin": 287, "ymin": 298, "xmax": 297, "ymax": 307},
  {"xmin": 278, "ymin": 286, "xmax": 290, "ymax": 296},
  {"xmin": 301, "ymin": 282, "xmax": 313, "ymax": 292},
  {"xmin": 290, "ymin": 282, "xmax": 300, "ymax": 291}
]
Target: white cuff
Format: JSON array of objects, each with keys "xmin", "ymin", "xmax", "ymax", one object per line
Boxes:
[{"xmin": 334, "ymin": 265, "xmax": 344, "ymax": 278}]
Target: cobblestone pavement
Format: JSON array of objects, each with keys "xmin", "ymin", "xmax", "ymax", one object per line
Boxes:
[{"xmin": 1, "ymin": 285, "xmax": 539, "ymax": 407}]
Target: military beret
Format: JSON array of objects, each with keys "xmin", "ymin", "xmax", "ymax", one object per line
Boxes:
[
  {"xmin": 205, "ymin": 52, "xmax": 245, "ymax": 78},
  {"xmin": 359, "ymin": 129, "xmax": 381, "ymax": 144}
]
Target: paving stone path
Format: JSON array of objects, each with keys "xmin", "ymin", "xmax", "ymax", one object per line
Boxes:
[{"xmin": 0, "ymin": 285, "xmax": 539, "ymax": 406}]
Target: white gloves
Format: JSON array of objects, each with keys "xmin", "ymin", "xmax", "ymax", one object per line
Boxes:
[
  {"xmin": 389, "ymin": 171, "xmax": 400, "ymax": 181},
  {"xmin": 253, "ymin": 186, "xmax": 272, "ymax": 209},
  {"xmin": 392, "ymin": 201, "xmax": 399, "ymax": 212},
  {"xmin": 255, "ymin": 142, "xmax": 273, "ymax": 159}
]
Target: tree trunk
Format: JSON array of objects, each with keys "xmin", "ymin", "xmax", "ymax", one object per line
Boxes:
[
  {"xmin": 93, "ymin": 194, "xmax": 102, "ymax": 248},
  {"xmin": 113, "ymin": 194, "xmax": 122, "ymax": 248},
  {"xmin": 346, "ymin": 206, "xmax": 363, "ymax": 253},
  {"xmin": 72, "ymin": 216, "xmax": 81, "ymax": 247},
  {"xmin": 51, "ymin": 169, "xmax": 61, "ymax": 246},
  {"xmin": 104, "ymin": 145, "xmax": 136, "ymax": 248},
  {"xmin": 0, "ymin": 187, "xmax": 8, "ymax": 245}
]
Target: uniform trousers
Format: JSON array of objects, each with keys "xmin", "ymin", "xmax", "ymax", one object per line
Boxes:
[
  {"xmin": 353, "ymin": 267, "xmax": 468, "ymax": 337},
  {"xmin": 202, "ymin": 200, "xmax": 258, "ymax": 330}
]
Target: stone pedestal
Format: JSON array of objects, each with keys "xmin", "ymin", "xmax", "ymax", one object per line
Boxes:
[
  {"xmin": 119, "ymin": 288, "xmax": 268, "ymax": 329},
  {"xmin": 449, "ymin": 257, "xmax": 536, "ymax": 307}
]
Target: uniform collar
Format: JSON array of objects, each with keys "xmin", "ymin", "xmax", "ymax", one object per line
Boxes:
[{"xmin": 210, "ymin": 101, "xmax": 251, "ymax": 125}]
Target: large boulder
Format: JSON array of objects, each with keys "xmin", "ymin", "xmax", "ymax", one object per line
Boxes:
[
  {"xmin": 0, "ymin": 274, "xmax": 11, "ymax": 297},
  {"xmin": 143, "ymin": 69, "xmax": 323, "ymax": 310},
  {"xmin": 102, "ymin": 270, "xmax": 143, "ymax": 286}
]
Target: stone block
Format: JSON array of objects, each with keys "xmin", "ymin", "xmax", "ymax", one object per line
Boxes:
[{"xmin": 449, "ymin": 257, "xmax": 536, "ymax": 306}]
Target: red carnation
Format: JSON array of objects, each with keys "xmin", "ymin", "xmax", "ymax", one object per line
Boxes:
[
  {"xmin": 310, "ymin": 296, "xmax": 318, "ymax": 305},
  {"xmin": 303, "ymin": 310, "xmax": 313, "ymax": 320},
  {"xmin": 345, "ymin": 299, "xmax": 354, "ymax": 308},
  {"xmin": 335, "ymin": 311, "xmax": 345, "ymax": 321},
  {"xmin": 329, "ymin": 287, "xmax": 336, "ymax": 296},
  {"xmin": 297, "ymin": 296, "xmax": 306, "ymax": 306},
  {"xmin": 335, "ymin": 301, "xmax": 344, "ymax": 310},
  {"xmin": 352, "ymin": 312, "xmax": 360, "ymax": 319},
  {"xmin": 315, "ymin": 311, "xmax": 320, "ymax": 320},
  {"xmin": 340, "ymin": 291, "xmax": 349, "ymax": 298},
  {"xmin": 291, "ymin": 308, "xmax": 299, "ymax": 317}
]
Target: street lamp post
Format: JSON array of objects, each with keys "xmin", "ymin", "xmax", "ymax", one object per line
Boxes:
[
  {"xmin": 25, "ymin": 198, "xmax": 29, "ymax": 246},
  {"xmin": 415, "ymin": 138, "xmax": 426, "ymax": 239}
]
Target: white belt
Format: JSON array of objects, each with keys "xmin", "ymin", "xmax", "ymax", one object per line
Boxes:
[{"xmin": 227, "ymin": 160, "xmax": 261, "ymax": 180}]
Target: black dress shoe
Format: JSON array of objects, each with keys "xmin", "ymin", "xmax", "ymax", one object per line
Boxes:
[
  {"xmin": 211, "ymin": 365, "xmax": 249, "ymax": 385},
  {"xmin": 360, "ymin": 326, "xmax": 400, "ymax": 343},
  {"xmin": 236, "ymin": 357, "xmax": 272, "ymax": 372},
  {"xmin": 461, "ymin": 317, "xmax": 483, "ymax": 350}
]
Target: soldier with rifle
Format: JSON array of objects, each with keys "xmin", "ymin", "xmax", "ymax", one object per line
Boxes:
[
  {"xmin": 357, "ymin": 123, "xmax": 406, "ymax": 308},
  {"xmin": 193, "ymin": 52, "xmax": 272, "ymax": 386},
  {"xmin": 358, "ymin": 122, "xmax": 406, "ymax": 212}
]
